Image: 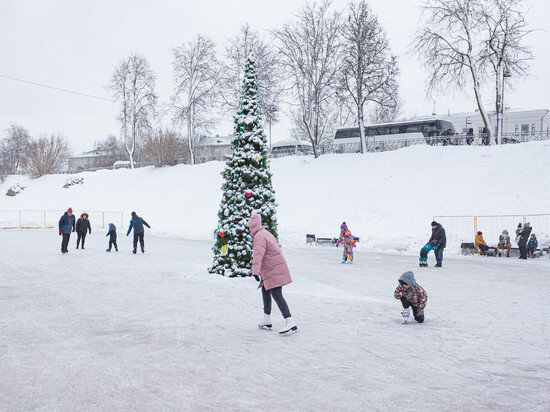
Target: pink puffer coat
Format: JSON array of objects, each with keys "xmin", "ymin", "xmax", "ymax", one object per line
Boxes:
[{"xmin": 248, "ymin": 215, "xmax": 292, "ymax": 290}]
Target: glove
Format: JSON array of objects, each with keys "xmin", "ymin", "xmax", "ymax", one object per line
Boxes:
[
  {"xmin": 253, "ymin": 275, "xmax": 260, "ymax": 282},
  {"xmin": 59, "ymin": 231, "xmax": 62, "ymax": 236}
]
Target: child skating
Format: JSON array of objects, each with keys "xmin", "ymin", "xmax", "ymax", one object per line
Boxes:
[
  {"xmin": 106, "ymin": 223, "xmax": 118, "ymax": 252},
  {"xmin": 336, "ymin": 222, "xmax": 356, "ymax": 264},
  {"xmin": 394, "ymin": 271, "xmax": 427, "ymax": 324}
]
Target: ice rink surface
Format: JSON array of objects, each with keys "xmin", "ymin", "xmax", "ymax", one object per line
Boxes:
[{"xmin": 1, "ymin": 230, "xmax": 548, "ymax": 410}]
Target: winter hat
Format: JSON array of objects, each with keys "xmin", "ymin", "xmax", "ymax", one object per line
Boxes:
[
  {"xmin": 81, "ymin": 212, "xmax": 88, "ymax": 218},
  {"xmin": 398, "ymin": 271, "xmax": 416, "ymax": 288},
  {"xmin": 67, "ymin": 207, "xmax": 73, "ymax": 213},
  {"xmin": 341, "ymin": 222, "xmax": 347, "ymax": 230},
  {"xmin": 477, "ymin": 231, "xmax": 482, "ymax": 235},
  {"xmin": 131, "ymin": 211, "xmax": 137, "ymax": 217},
  {"xmin": 431, "ymin": 221, "xmax": 438, "ymax": 226},
  {"xmin": 502, "ymin": 230, "xmax": 508, "ymax": 234},
  {"xmin": 109, "ymin": 223, "xmax": 116, "ymax": 230},
  {"xmin": 525, "ymin": 222, "xmax": 530, "ymax": 227},
  {"xmin": 248, "ymin": 213, "xmax": 262, "ymax": 228}
]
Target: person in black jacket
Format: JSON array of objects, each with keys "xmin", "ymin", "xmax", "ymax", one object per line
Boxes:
[
  {"xmin": 429, "ymin": 221, "xmax": 446, "ymax": 267},
  {"xmin": 106, "ymin": 223, "xmax": 118, "ymax": 252},
  {"xmin": 58, "ymin": 208, "xmax": 76, "ymax": 254},
  {"xmin": 127, "ymin": 211, "xmax": 151, "ymax": 254},
  {"xmin": 518, "ymin": 222, "xmax": 532, "ymax": 259},
  {"xmin": 75, "ymin": 212, "xmax": 92, "ymax": 249}
]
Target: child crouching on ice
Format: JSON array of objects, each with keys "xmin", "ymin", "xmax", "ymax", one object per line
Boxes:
[
  {"xmin": 106, "ymin": 223, "xmax": 118, "ymax": 252},
  {"xmin": 336, "ymin": 222, "xmax": 356, "ymax": 263},
  {"xmin": 394, "ymin": 271, "xmax": 427, "ymax": 324}
]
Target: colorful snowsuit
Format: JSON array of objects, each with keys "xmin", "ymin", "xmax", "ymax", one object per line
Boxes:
[
  {"xmin": 394, "ymin": 273, "xmax": 428, "ymax": 309},
  {"xmin": 337, "ymin": 228, "xmax": 356, "ymax": 262},
  {"xmin": 419, "ymin": 242, "xmax": 437, "ymax": 263},
  {"xmin": 527, "ymin": 236, "xmax": 538, "ymax": 257}
]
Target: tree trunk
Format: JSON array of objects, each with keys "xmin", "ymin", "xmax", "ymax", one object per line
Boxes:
[
  {"xmin": 358, "ymin": 106, "xmax": 367, "ymax": 154},
  {"xmin": 472, "ymin": 77, "xmax": 493, "ymax": 146},
  {"xmin": 495, "ymin": 64, "xmax": 503, "ymax": 145}
]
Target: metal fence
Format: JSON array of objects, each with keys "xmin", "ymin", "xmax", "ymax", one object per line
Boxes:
[
  {"xmin": 0, "ymin": 210, "xmax": 125, "ymax": 230},
  {"xmin": 433, "ymin": 214, "xmax": 550, "ymax": 245}
]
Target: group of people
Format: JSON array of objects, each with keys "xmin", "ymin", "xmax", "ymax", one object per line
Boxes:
[
  {"xmin": 58, "ymin": 208, "xmax": 151, "ymax": 255},
  {"xmin": 475, "ymin": 222, "xmax": 538, "ymax": 259}
]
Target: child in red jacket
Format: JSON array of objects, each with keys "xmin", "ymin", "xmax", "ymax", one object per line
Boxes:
[{"xmin": 394, "ymin": 271, "xmax": 428, "ymax": 324}]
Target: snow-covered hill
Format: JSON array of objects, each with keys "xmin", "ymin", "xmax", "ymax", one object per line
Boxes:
[{"xmin": 1, "ymin": 141, "xmax": 549, "ymax": 251}]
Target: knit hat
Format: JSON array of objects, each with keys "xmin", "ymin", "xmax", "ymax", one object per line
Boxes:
[
  {"xmin": 67, "ymin": 208, "xmax": 73, "ymax": 213},
  {"xmin": 477, "ymin": 231, "xmax": 482, "ymax": 235},
  {"xmin": 431, "ymin": 221, "xmax": 438, "ymax": 226},
  {"xmin": 248, "ymin": 213, "xmax": 262, "ymax": 228},
  {"xmin": 502, "ymin": 230, "xmax": 508, "ymax": 234},
  {"xmin": 341, "ymin": 222, "xmax": 347, "ymax": 230},
  {"xmin": 131, "ymin": 211, "xmax": 136, "ymax": 217}
]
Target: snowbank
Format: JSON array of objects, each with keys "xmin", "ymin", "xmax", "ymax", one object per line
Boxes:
[{"xmin": 1, "ymin": 141, "xmax": 549, "ymax": 251}]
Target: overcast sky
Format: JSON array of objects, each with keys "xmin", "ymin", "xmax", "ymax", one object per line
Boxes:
[{"xmin": 1, "ymin": 0, "xmax": 548, "ymax": 153}]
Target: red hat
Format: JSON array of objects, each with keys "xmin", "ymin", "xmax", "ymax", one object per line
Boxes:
[
  {"xmin": 67, "ymin": 208, "xmax": 73, "ymax": 213},
  {"xmin": 477, "ymin": 231, "xmax": 482, "ymax": 235}
]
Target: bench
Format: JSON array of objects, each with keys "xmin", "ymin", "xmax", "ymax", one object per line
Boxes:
[
  {"xmin": 461, "ymin": 243, "xmax": 549, "ymax": 258},
  {"xmin": 306, "ymin": 234, "xmax": 360, "ymax": 246}
]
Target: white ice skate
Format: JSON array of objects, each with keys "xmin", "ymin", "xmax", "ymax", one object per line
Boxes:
[
  {"xmin": 258, "ymin": 314, "xmax": 272, "ymax": 330},
  {"xmin": 401, "ymin": 307, "xmax": 411, "ymax": 324},
  {"xmin": 279, "ymin": 317, "xmax": 298, "ymax": 334}
]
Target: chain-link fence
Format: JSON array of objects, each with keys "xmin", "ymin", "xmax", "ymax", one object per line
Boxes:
[
  {"xmin": 0, "ymin": 210, "xmax": 125, "ymax": 230},
  {"xmin": 433, "ymin": 214, "xmax": 550, "ymax": 246}
]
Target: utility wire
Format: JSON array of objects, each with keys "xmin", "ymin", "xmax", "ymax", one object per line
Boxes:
[{"xmin": 0, "ymin": 74, "xmax": 115, "ymax": 102}]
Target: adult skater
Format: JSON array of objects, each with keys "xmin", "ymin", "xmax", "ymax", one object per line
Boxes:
[
  {"xmin": 248, "ymin": 213, "xmax": 297, "ymax": 335},
  {"xmin": 394, "ymin": 271, "xmax": 427, "ymax": 324},
  {"xmin": 336, "ymin": 222, "xmax": 356, "ymax": 264},
  {"xmin": 126, "ymin": 211, "xmax": 150, "ymax": 254},
  {"xmin": 58, "ymin": 207, "xmax": 76, "ymax": 254},
  {"xmin": 419, "ymin": 221, "xmax": 446, "ymax": 267},
  {"xmin": 75, "ymin": 212, "xmax": 91, "ymax": 249},
  {"xmin": 518, "ymin": 222, "xmax": 532, "ymax": 259}
]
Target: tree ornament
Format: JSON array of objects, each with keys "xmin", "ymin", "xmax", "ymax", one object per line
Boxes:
[
  {"xmin": 245, "ymin": 190, "xmax": 253, "ymax": 198},
  {"xmin": 220, "ymin": 231, "xmax": 225, "ymax": 238}
]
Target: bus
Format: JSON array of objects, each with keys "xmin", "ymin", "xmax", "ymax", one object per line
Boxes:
[
  {"xmin": 334, "ymin": 119, "xmax": 456, "ymax": 150},
  {"xmin": 271, "ymin": 141, "xmax": 314, "ymax": 157}
]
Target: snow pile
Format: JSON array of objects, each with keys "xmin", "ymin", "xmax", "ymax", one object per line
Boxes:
[{"xmin": 0, "ymin": 141, "xmax": 549, "ymax": 251}]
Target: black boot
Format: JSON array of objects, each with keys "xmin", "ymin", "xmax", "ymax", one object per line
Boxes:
[{"xmin": 133, "ymin": 249, "xmax": 137, "ymax": 254}]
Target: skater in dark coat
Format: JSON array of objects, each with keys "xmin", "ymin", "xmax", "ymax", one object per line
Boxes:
[
  {"xmin": 518, "ymin": 222, "xmax": 532, "ymax": 259},
  {"xmin": 419, "ymin": 221, "xmax": 446, "ymax": 267},
  {"xmin": 75, "ymin": 212, "xmax": 91, "ymax": 249},
  {"xmin": 394, "ymin": 271, "xmax": 427, "ymax": 324},
  {"xmin": 106, "ymin": 223, "xmax": 118, "ymax": 252},
  {"xmin": 126, "ymin": 211, "xmax": 150, "ymax": 254},
  {"xmin": 58, "ymin": 208, "xmax": 76, "ymax": 254}
]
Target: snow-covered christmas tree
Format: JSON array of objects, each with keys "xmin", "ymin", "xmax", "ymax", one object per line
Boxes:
[{"xmin": 209, "ymin": 54, "xmax": 278, "ymax": 277}]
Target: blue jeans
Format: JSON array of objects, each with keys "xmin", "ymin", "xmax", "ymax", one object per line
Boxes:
[{"xmin": 435, "ymin": 247, "xmax": 444, "ymax": 265}]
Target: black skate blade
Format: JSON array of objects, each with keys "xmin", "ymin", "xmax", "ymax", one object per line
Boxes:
[{"xmin": 279, "ymin": 326, "xmax": 298, "ymax": 335}]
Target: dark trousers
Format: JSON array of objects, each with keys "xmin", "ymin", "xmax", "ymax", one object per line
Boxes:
[
  {"xmin": 76, "ymin": 232, "xmax": 87, "ymax": 248},
  {"xmin": 262, "ymin": 286, "xmax": 291, "ymax": 319},
  {"xmin": 401, "ymin": 297, "xmax": 424, "ymax": 323},
  {"xmin": 108, "ymin": 239, "xmax": 118, "ymax": 250},
  {"xmin": 61, "ymin": 233, "xmax": 71, "ymax": 253},
  {"xmin": 133, "ymin": 233, "xmax": 144, "ymax": 251},
  {"xmin": 478, "ymin": 244, "xmax": 489, "ymax": 255},
  {"xmin": 519, "ymin": 242, "xmax": 528, "ymax": 259},
  {"xmin": 435, "ymin": 247, "xmax": 444, "ymax": 265}
]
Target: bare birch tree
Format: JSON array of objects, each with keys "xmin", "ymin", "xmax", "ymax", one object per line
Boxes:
[
  {"xmin": 480, "ymin": 0, "xmax": 533, "ymax": 144},
  {"xmin": 222, "ymin": 24, "xmax": 282, "ymax": 145},
  {"xmin": 339, "ymin": 0, "xmax": 400, "ymax": 153},
  {"xmin": 412, "ymin": 0, "xmax": 494, "ymax": 144},
  {"xmin": 273, "ymin": 1, "xmax": 342, "ymax": 158},
  {"xmin": 1, "ymin": 123, "xmax": 31, "ymax": 174},
  {"xmin": 171, "ymin": 35, "xmax": 221, "ymax": 165},
  {"xmin": 108, "ymin": 53, "xmax": 157, "ymax": 168},
  {"xmin": 22, "ymin": 134, "xmax": 70, "ymax": 177}
]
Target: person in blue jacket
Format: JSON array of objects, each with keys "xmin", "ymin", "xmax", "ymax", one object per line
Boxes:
[
  {"xmin": 58, "ymin": 207, "xmax": 76, "ymax": 254},
  {"xmin": 127, "ymin": 211, "xmax": 151, "ymax": 254}
]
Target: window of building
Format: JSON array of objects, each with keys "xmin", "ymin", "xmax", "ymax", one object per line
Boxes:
[
  {"xmin": 521, "ymin": 124, "xmax": 529, "ymax": 134},
  {"xmin": 515, "ymin": 125, "xmax": 519, "ymax": 133},
  {"xmin": 532, "ymin": 124, "xmax": 536, "ymax": 133}
]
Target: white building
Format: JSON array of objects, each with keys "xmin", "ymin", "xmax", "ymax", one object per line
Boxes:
[
  {"xmin": 195, "ymin": 135, "xmax": 233, "ymax": 163},
  {"xmin": 433, "ymin": 109, "xmax": 550, "ymax": 136},
  {"xmin": 68, "ymin": 149, "xmax": 111, "ymax": 173}
]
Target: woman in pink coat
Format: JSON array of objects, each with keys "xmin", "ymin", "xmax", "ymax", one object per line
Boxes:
[{"xmin": 248, "ymin": 214, "xmax": 297, "ymax": 334}]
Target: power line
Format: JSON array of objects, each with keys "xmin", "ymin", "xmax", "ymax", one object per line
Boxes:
[{"xmin": 0, "ymin": 74, "xmax": 115, "ymax": 102}]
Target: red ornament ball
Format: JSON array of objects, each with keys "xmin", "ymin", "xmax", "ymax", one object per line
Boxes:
[
  {"xmin": 245, "ymin": 190, "xmax": 253, "ymax": 198},
  {"xmin": 220, "ymin": 231, "xmax": 225, "ymax": 237}
]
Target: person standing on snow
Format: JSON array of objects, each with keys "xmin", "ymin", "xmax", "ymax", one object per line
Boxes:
[
  {"xmin": 126, "ymin": 211, "xmax": 151, "ymax": 254},
  {"xmin": 419, "ymin": 221, "xmax": 446, "ymax": 267},
  {"xmin": 248, "ymin": 213, "xmax": 297, "ymax": 335},
  {"xmin": 75, "ymin": 212, "xmax": 91, "ymax": 249},
  {"xmin": 106, "ymin": 223, "xmax": 118, "ymax": 252},
  {"xmin": 58, "ymin": 207, "xmax": 76, "ymax": 254},
  {"xmin": 518, "ymin": 222, "xmax": 532, "ymax": 259},
  {"xmin": 394, "ymin": 271, "xmax": 427, "ymax": 324},
  {"xmin": 336, "ymin": 222, "xmax": 356, "ymax": 264}
]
